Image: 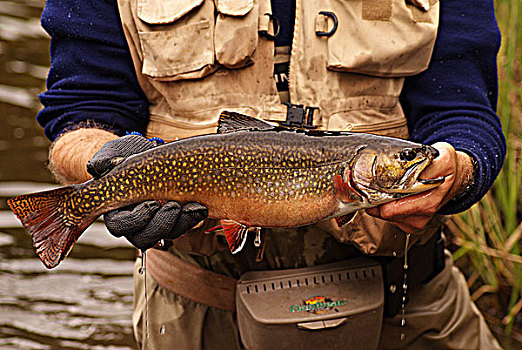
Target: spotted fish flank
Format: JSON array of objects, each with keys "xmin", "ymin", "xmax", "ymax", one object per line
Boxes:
[{"xmin": 8, "ymin": 111, "xmax": 444, "ymax": 269}]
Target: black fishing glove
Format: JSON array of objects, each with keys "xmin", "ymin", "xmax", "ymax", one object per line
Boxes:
[{"xmin": 87, "ymin": 134, "xmax": 208, "ymax": 250}]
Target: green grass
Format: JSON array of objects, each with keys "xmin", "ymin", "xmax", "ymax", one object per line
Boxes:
[{"xmin": 450, "ymin": 0, "xmax": 521, "ymax": 347}]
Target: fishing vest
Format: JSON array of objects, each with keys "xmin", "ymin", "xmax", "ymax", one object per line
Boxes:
[{"xmin": 116, "ymin": 0, "xmax": 441, "ymax": 260}]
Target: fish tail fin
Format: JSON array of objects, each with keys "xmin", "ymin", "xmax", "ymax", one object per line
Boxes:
[{"xmin": 7, "ymin": 185, "xmax": 95, "ymax": 269}]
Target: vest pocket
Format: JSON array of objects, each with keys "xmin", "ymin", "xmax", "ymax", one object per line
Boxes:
[
  {"xmin": 214, "ymin": 0, "xmax": 257, "ymax": 68},
  {"xmin": 137, "ymin": 0, "xmax": 215, "ymax": 80},
  {"xmin": 320, "ymin": 0, "xmax": 439, "ymax": 77},
  {"xmin": 137, "ymin": 0, "xmax": 257, "ymax": 80},
  {"xmin": 139, "ymin": 21, "xmax": 216, "ymax": 80}
]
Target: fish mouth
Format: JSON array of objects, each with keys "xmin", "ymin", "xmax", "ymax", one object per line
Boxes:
[{"xmin": 386, "ymin": 157, "xmax": 445, "ymax": 194}]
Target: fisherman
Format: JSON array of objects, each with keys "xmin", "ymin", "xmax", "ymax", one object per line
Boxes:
[{"xmin": 38, "ymin": 0, "xmax": 505, "ymax": 349}]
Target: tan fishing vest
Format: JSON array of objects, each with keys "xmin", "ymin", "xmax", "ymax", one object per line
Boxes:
[{"xmin": 116, "ymin": 0, "xmax": 441, "ymax": 257}]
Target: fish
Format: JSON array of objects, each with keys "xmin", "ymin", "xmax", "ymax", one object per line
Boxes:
[{"xmin": 8, "ymin": 111, "xmax": 444, "ymax": 269}]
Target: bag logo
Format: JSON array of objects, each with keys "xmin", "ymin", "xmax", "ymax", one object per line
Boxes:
[{"xmin": 289, "ymin": 296, "xmax": 347, "ymax": 314}]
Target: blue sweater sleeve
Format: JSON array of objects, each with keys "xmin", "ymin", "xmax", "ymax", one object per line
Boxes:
[
  {"xmin": 400, "ymin": 0, "xmax": 506, "ymax": 214},
  {"xmin": 37, "ymin": 0, "xmax": 149, "ymax": 141}
]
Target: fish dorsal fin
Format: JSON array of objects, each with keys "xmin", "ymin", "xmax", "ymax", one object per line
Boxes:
[{"xmin": 217, "ymin": 111, "xmax": 277, "ymax": 134}]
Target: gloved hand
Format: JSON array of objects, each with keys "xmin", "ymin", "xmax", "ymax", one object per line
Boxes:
[{"xmin": 87, "ymin": 134, "xmax": 208, "ymax": 250}]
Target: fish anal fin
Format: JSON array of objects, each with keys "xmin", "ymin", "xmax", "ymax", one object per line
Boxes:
[
  {"xmin": 335, "ymin": 213, "xmax": 356, "ymax": 228},
  {"xmin": 217, "ymin": 111, "xmax": 276, "ymax": 134},
  {"xmin": 221, "ymin": 219, "xmax": 249, "ymax": 254},
  {"xmin": 333, "ymin": 174, "xmax": 363, "ymax": 203}
]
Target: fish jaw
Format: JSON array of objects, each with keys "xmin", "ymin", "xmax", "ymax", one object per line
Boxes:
[
  {"xmin": 378, "ymin": 156, "xmax": 445, "ymax": 195},
  {"xmin": 400, "ymin": 175, "xmax": 445, "ymax": 194}
]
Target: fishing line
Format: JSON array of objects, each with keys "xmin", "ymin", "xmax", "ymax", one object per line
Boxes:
[{"xmin": 139, "ymin": 251, "xmax": 150, "ymax": 350}]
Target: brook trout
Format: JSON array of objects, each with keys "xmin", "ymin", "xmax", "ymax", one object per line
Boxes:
[{"xmin": 8, "ymin": 112, "xmax": 444, "ymax": 268}]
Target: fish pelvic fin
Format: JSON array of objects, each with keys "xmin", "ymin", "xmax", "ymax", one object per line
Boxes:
[
  {"xmin": 221, "ymin": 219, "xmax": 249, "ymax": 254},
  {"xmin": 7, "ymin": 185, "xmax": 94, "ymax": 269}
]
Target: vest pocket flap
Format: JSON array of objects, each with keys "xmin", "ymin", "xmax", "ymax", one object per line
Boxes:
[
  {"xmin": 215, "ymin": 0, "xmax": 253, "ymax": 16},
  {"xmin": 138, "ymin": 0, "xmax": 204, "ymax": 24},
  {"xmin": 324, "ymin": 0, "xmax": 439, "ymax": 77}
]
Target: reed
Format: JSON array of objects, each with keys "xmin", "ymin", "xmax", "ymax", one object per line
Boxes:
[{"xmin": 449, "ymin": 0, "xmax": 521, "ymax": 346}]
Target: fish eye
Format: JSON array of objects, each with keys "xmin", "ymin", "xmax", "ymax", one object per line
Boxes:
[{"xmin": 400, "ymin": 148, "xmax": 417, "ymax": 162}]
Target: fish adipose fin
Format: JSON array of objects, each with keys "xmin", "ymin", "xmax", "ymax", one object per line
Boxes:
[
  {"xmin": 221, "ymin": 219, "xmax": 249, "ymax": 254},
  {"xmin": 218, "ymin": 111, "xmax": 277, "ymax": 134},
  {"xmin": 7, "ymin": 186, "xmax": 95, "ymax": 269}
]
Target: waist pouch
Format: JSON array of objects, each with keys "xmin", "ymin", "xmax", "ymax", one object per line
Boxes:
[
  {"xmin": 236, "ymin": 257, "xmax": 383, "ymax": 350},
  {"xmin": 147, "ymin": 232, "xmax": 444, "ymax": 349}
]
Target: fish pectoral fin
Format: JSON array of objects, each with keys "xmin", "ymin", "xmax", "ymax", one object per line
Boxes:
[
  {"xmin": 333, "ymin": 174, "xmax": 363, "ymax": 203},
  {"xmin": 217, "ymin": 111, "xmax": 277, "ymax": 134},
  {"xmin": 334, "ymin": 213, "xmax": 356, "ymax": 228},
  {"xmin": 221, "ymin": 219, "xmax": 249, "ymax": 254}
]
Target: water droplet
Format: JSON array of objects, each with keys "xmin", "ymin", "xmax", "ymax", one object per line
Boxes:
[
  {"xmin": 254, "ymin": 228, "xmax": 262, "ymax": 247},
  {"xmin": 392, "ymin": 251, "xmax": 397, "ymax": 257},
  {"xmin": 13, "ymin": 128, "xmax": 25, "ymax": 139},
  {"xmin": 401, "ymin": 333, "xmax": 406, "ymax": 341},
  {"xmin": 401, "ymin": 318, "xmax": 406, "ymax": 327},
  {"xmin": 389, "ymin": 284, "xmax": 397, "ymax": 293},
  {"xmin": 160, "ymin": 325, "xmax": 166, "ymax": 335}
]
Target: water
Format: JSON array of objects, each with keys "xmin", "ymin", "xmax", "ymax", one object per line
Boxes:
[
  {"xmin": 399, "ymin": 233, "xmax": 411, "ymax": 342},
  {"xmin": 0, "ymin": 1, "xmax": 138, "ymax": 348}
]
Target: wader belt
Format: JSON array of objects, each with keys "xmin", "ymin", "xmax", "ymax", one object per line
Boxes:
[
  {"xmin": 147, "ymin": 231, "xmax": 445, "ymax": 316},
  {"xmin": 146, "ymin": 249, "xmax": 237, "ymax": 312}
]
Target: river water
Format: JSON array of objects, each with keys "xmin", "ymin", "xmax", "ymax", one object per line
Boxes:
[{"xmin": 0, "ymin": 1, "xmax": 137, "ymax": 348}]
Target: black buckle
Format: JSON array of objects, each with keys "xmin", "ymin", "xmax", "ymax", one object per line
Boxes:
[
  {"xmin": 281, "ymin": 103, "xmax": 318, "ymax": 129},
  {"xmin": 259, "ymin": 13, "xmax": 280, "ymax": 40}
]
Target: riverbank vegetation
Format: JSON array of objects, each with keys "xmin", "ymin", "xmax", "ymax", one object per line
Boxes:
[{"xmin": 448, "ymin": 0, "xmax": 521, "ymax": 347}]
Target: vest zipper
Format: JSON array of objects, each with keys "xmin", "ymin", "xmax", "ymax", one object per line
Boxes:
[{"xmin": 288, "ymin": 0, "xmax": 301, "ymax": 104}]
